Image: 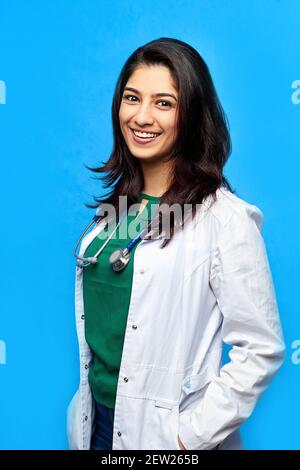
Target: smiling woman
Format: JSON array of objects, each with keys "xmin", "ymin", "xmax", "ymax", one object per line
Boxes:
[{"xmin": 68, "ymin": 37, "xmax": 285, "ymax": 452}]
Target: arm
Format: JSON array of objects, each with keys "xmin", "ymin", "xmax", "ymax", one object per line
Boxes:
[{"xmin": 178, "ymin": 204, "xmax": 286, "ymax": 450}]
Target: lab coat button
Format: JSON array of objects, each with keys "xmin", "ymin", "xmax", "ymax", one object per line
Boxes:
[
  {"xmin": 132, "ymin": 324, "xmax": 137, "ymax": 329},
  {"xmin": 124, "ymin": 377, "xmax": 129, "ymax": 382},
  {"xmin": 81, "ymin": 314, "xmax": 85, "ymax": 320},
  {"xmin": 139, "ymin": 268, "xmax": 145, "ymax": 274},
  {"xmin": 84, "ymin": 416, "xmax": 88, "ymax": 421},
  {"xmin": 117, "ymin": 431, "xmax": 122, "ymax": 436},
  {"xmin": 84, "ymin": 363, "xmax": 89, "ymax": 369}
]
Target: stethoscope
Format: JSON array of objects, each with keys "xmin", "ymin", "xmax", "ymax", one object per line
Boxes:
[{"xmin": 74, "ymin": 208, "xmax": 154, "ymax": 272}]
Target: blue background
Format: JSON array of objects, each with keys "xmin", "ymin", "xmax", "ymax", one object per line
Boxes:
[{"xmin": 0, "ymin": 0, "xmax": 299, "ymax": 450}]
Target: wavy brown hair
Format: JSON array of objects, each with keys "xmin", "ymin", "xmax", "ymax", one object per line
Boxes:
[{"xmin": 84, "ymin": 37, "xmax": 236, "ymax": 248}]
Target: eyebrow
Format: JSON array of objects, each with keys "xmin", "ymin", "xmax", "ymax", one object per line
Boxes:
[{"xmin": 123, "ymin": 86, "xmax": 177, "ymax": 101}]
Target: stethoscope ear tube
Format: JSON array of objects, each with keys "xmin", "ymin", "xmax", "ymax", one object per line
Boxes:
[
  {"xmin": 76, "ymin": 255, "xmax": 98, "ymax": 267},
  {"xmin": 74, "ymin": 214, "xmax": 106, "ymax": 268}
]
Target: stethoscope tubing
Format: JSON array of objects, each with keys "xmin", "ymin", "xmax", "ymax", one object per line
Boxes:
[{"xmin": 74, "ymin": 209, "xmax": 153, "ymax": 269}]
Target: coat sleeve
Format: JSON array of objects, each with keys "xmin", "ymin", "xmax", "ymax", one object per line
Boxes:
[{"xmin": 178, "ymin": 204, "xmax": 286, "ymax": 450}]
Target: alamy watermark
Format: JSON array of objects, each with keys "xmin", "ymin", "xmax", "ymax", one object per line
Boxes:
[
  {"xmin": 291, "ymin": 339, "xmax": 300, "ymax": 365},
  {"xmin": 0, "ymin": 80, "xmax": 6, "ymax": 104},
  {"xmin": 0, "ymin": 340, "xmax": 6, "ymax": 365},
  {"xmin": 291, "ymin": 80, "xmax": 300, "ymax": 105},
  {"xmin": 95, "ymin": 196, "xmax": 206, "ymax": 241}
]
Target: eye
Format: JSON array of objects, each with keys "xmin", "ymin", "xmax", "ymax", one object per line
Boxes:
[
  {"xmin": 157, "ymin": 100, "xmax": 172, "ymax": 108},
  {"xmin": 123, "ymin": 95, "xmax": 173, "ymax": 108},
  {"xmin": 123, "ymin": 94, "xmax": 138, "ymax": 102}
]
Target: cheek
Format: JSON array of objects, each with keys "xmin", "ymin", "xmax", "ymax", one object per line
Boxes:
[
  {"xmin": 163, "ymin": 124, "xmax": 177, "ymax": 142},
  {"xmin": 160, "ymin": 112, "xmax": 177, "ymax": 133},
  {"xmin": 119, "ymin": 105, "xmax": 130, "ymax": 124}
]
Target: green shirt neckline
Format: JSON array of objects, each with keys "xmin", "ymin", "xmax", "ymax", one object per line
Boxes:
[{"xmin": 138, "ymin": 192, "xmax": 161, "ymax": 202}]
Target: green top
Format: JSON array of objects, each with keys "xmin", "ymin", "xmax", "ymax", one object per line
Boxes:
[{"xmin": 82, "ymin": 193, "xmax": 160, "ymax": 408}]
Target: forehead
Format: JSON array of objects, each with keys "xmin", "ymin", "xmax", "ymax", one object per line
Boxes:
[{"xmin": 126, "ymin": 65, "xmax": 178, "ymax": 94}]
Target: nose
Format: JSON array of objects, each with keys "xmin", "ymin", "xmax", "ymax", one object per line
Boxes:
[{"xmin": 133, "ymin": 101, "xmax": 155, "ymax": 126}]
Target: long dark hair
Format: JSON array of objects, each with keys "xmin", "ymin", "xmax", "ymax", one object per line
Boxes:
[{"xmin": 84, "ymin": 37, "xmax": 236, "ymax": 248}]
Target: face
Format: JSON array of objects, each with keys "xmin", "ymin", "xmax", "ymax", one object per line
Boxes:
[{"xmin": 119, "ymin": 64, "xmax": 178, "ymax": 163}]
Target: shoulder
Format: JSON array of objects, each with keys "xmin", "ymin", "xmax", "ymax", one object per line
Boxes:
[{"xmin": 201, "ymin": 186, "xmax": 265, "ymax": 232}]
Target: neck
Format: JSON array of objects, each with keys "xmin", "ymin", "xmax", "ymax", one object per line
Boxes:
[{"xmin": 139, "ymin": 158, "xmax": 174, "ymax": 197}]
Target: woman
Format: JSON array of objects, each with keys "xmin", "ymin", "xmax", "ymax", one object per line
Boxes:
[{"xmin": 67, "ymin": 37, "xmax": 286, "ymax": 451}]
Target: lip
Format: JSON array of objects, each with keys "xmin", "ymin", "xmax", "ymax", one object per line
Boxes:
[{"xmin": 129, "ymin": 127, "xmax": 162, "ymax": 145}]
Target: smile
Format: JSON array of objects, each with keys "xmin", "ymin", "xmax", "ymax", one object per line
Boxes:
[{"xmin": 129, "ymin": 127, "xmax": 162, "ymax": 144}]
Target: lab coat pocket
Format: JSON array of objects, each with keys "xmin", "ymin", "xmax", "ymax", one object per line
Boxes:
[
  {"xmin": 153, "ymin": 400, "xmax": 181, "ymax": 450},
  {"xmin": 180, "ymin": 368, "xmax": 214, "ymax": 414},
  {"xmin": 182, "ymin": 370, "xmax": 212, "ymax": 394}
]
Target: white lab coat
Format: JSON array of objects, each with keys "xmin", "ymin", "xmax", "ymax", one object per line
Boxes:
[{"xmin": 66, "ymin": 186, "xmax": 286, "ymax": 450}]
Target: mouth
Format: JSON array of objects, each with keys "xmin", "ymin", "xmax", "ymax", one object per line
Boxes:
[{"xmin": 129, "ymin": 127, "xmax": 162, "ymax": 145}]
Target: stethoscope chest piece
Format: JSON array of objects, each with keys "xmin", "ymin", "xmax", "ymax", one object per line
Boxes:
[{"xmin": 109, "ymin": 248, "xmax": 130, "ymax": 272}]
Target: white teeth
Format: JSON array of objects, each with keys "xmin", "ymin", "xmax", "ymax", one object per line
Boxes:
[{"xmin": 132, "ymin": 129, "xmax": 160, "ymax": 138}]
